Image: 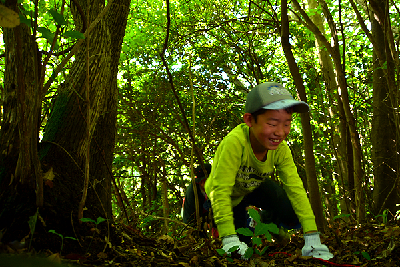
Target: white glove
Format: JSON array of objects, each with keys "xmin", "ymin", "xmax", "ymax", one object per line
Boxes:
[
  {"xmin": 222, "ymin": 234, "xmax": 249, "ymax": 259},
  {"xmin": 302, "ymin": 232, "xmax": 333, "ymax": 260}
]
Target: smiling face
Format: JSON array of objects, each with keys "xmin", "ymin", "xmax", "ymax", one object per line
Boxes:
[{"xmin": 244, "ymin": 109, "xmax": 292, "ymax": 155}]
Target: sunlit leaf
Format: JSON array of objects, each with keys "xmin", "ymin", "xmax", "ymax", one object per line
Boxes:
[
  {"xmin": 63, "ymin": 30, "xmax": 85, "ymax": 39},
  {"xmin": 49, "ymin": 8, "xmax": 67, "ymax": 26}
]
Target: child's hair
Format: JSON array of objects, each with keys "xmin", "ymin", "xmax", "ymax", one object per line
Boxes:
[{"xmin": 251, "ymin": 107, "xmax": 294, "ymax": 123}]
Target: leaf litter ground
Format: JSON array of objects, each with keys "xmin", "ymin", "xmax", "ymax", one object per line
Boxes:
[{"xmin": 0, "ymin": 219, "xmax": 399, "ymax": 267}]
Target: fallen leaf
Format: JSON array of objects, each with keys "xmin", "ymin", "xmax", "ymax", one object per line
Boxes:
[
  {"xmin": 45, "ymin": 180, "xmax": 54, "ymax": 188},
  {"xmin": 43, "ymin": 167, "xmax": 55, "ymax": 181},
  {"xmin": 189, "ymin": 255, "xmax": 199, "ymax": 266},
  {"xmin": 47, "ymin": 253, "xmax": 62, "ymax": 264},
  {"xmin": 97, "ymin": 252, "xmax": 107, "ymax": 259},
  {"xmin": 157, "ymin": 234, "xmax": 174, "ymax": 245}
]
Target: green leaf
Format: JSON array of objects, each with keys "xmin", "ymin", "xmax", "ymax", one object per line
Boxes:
[
  {"xmin": 244, "ymin": 247, "xmax": 253, "ymax": 259},
  {"xmin": 333, "ymin": 214, "xmax": 351, "ymax": 220},
  {"xmin": 49, "ymin": 8, "xmax": 67, "ymax": 26},
  {"xmin": 228, "ymin": 245, "xmax": 239, "ymax": 253},
  {"xmin": 254, "ymin": 222, "xmax": 279, "ymax": 236},
  {"xmin": 63, "ymin": 30, "xmax": 85, "ymax": 39},
  {"xmin": 96, "ymin": 217, "xmax": 107, "ymax": 224},
  {"xmin": 80, "ymin": 218, "xmax": 96, "ymax": 223},
  {"xmin": 65, "ymin": 236, "xmax": 78, "ymax": 241},
  {"xmin": 361, "ymin": 251, "xmax": 371, "ymax": 260},
  {"xmin": 255, "ymin": 246, "xmax": 268, "ymax": 255},
  {"xmin": 248, "ymin": 208, "xmax": 261, "ymax": 224},
  {"xmin": 264, "ymin": 231, "xmax": 272, "ymax": 241},
  {"xmin": 28, "ymin": 209, "xmax": 38, "ymax": 234},
  {"xmin": 216, "ymin": 248, "xmax": 225, "ymax": 256},
  {"xmin": 267, "ymin": 223, "xmax": 279, "ymax": 234},
  {"xmin": 254, "ymin": 223, "xmax": 269, "ymax": 236},
  {"xmin": 252, "ymin": 236, "xmax": 262, "ymax": 246},
  {"xmin": 18, "ymin": 14, "xmax": 31, "ymax": 27},
  {"xmin": 308, "ymin": 8, "xmax": 317, "ymax": 16},
  {"xmin": 236, "ymin": 227, "xmax": 254, "ymax": 237},
  {"xmin": 49, "ymin": 230, "xmax": 63, "ymax": 238},
  {"xmin": 37, "ymin": 27, "xmax": 54, "ymax": 42}
]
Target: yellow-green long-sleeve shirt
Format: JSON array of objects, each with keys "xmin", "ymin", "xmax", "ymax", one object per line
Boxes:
[{"xmin": 205, "ymin": 123, "xmax": 317, "ymax": 238}]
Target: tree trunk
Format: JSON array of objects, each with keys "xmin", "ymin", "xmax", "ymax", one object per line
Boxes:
[
  {"xmin": 281, "ymin": 0, "xmax": 326, "ymax": 233},
  {"xmin": 0, "ymin": 0, "xmax": 43, "ymax": 242},
  {"xmin": 370, "ymin": 0, "xmax": 400, "ymax": 218},
  {"xmin": 306, "ymin": 0, "xmax": 353, "ymax": 220},
  {"xmin": 0, "ymin": 1, "xmax": 42, "ymax": 188},
  {"xmin": 0, "ymin": 0, "xmax": 130, "ymax": 252},
  {"xmin": 42, "ymin": 0, "xmax": 130, "ymax": 239},
  {"xmin": 291, "ymin": 0, "xmax": 366, "ymax": 222}
]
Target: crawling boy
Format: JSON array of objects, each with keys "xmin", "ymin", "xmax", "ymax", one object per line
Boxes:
[{"xmin": 204, "ymin": 82, "xmax": 333, "ymax": 260}]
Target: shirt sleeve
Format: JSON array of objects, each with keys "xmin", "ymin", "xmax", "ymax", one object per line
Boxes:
[
  {"xmin": 205, "ymin": 136, "xmax": 243, "ymax": 238},
  {"xmin": 275, "ymin": 142, "xmax": 317, "ymax": 233}
]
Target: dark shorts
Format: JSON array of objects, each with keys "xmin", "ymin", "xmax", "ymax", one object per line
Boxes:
[{"xmin": 232, "ymin": 178, "xmax": 301, "ymax": 243}]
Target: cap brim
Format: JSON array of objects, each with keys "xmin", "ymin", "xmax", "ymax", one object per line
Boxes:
[{"xmin": 262, "ymin": 99, "xmax": 309, "ymax": 113}]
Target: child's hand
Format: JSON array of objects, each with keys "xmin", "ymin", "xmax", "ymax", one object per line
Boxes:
[
  {"xmin": 302, "ymin": 232, "xmax": 333, "ymax": 260},
  {"xmin": 221, "ymin": 234, "xmax": 249, "ymax": 260}
]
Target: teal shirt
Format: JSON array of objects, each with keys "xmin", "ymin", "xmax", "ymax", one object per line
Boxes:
[{"xmin": 205, "ymin": 123, "xmax": 317, "ymax": 238}]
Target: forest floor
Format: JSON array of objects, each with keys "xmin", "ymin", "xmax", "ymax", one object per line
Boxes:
[{"xmin": 1, "ymin": 219, "xmax": 399, "ymax": 267}]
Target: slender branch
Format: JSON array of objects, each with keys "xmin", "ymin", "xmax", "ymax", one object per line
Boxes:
[
  {"xmin": 290, "ymin": 0, "xmax": 334, "ymax": 55},
  {"xmin": 159, "ymin": 0, "xmax": 205, "ymax": 167}
]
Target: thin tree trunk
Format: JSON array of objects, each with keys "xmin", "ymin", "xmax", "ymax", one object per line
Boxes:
[
  {"xmin": 306, "ymin": 0, "xmax": 353, "ymax": 220},
  {"xmin": 1, "ymin": 2, "xmax": 42, "ymax": 192},
  {"xmin": 291, "ymin": 0, "xmax": 366, "ymax": 223},
  {"xmin": 281, "ymin": 0, "xmax": 326, "ymax": 232}
]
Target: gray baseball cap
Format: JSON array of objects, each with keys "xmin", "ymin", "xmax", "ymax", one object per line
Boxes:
[{"xmin": 245, "ymin": 82, "xmax": 309, "ymax": 114}]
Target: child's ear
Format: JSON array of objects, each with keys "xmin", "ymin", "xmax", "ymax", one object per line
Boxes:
[{"xmin": 243, "ymin": 113, "xmax": 253, "ymax": 127}]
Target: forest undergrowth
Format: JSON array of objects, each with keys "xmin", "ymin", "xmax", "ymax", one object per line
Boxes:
[{"xmin": 1, "ymin": 217, "xmax": 399, "ymax": 267}]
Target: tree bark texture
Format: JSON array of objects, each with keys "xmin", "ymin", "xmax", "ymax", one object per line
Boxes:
[
  {"xmin": 306, "ymin": 0, "xmax": 354, "ymax": 219},
  {"xmin": 0, "ymin": 0, "xmax": 43, "ymax": 241},
  {"xmin": 291, "ymin": 0, "xmax": 366, "ymax": 222},
  {"xmin": 370, "ymin": 0, "xmax": 400, "ymax": 218},
  {"xmin": 40, "ymin": 0, "xmax": 131, "ymax": 234},
  {"xmin": 0, "ymin": 1, "xmax": 42, "ymax": 189},
  {"xmin": 0, "ymin": 0, "xmax": 131, "ymax": 252}
]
